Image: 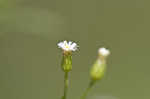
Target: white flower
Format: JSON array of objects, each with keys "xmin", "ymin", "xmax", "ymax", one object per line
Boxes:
[
  {"xmin": 98, "ymin": 47, "xmax": 110, "ymax": 57},
  {"xmin": 57, "ymin": 40, "xmax": 78, "ymax": 51}
]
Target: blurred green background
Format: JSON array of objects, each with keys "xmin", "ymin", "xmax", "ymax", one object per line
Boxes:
[{"xmin": 0, "ymin": 0, "xmax": 149, "ymax": 99}]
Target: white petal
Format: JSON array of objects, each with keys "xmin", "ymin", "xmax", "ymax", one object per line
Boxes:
[
  {"xmin": 98, "ymin": 47, "xmax": 110, "ymax": 56},
  {"xmin": 68, "ymin": 41, "xmax": 72, "ymax": 46},
  {"xmin": 57, "ymin": 40, "xmax": 78, "ymax": 51},
  {"xmin": 71, "ymin": 43, "xmax": 77, "ymax": 48},
  {"xmin": 57, "ymin": 42, "xmax": 64, "ymax": 48}
]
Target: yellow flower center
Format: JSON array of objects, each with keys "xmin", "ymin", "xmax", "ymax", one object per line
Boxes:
[{"xmin": 65, "ymin": 45, "xmax": 69, "ymax": 48}]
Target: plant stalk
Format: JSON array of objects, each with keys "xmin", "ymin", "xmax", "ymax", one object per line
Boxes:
[
  {"xmin": 62, "ymin": 72, "xmax": 69, "ymax": 99},
  {"xmin": 80, "ymin": 80, "xmax": 96, "ymax": 99}
]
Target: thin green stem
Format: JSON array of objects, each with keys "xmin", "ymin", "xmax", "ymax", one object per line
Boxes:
[
  {"xmin": 62, "ymin": 72, "xmax": 69, "ymax": 99},
  {"xmin": 80, "ymin": 80, "xmax": 96, "ymax": 99}
]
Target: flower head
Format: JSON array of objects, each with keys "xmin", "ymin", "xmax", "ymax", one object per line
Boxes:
[
  {"xmin": 98, "ymin": 47, "xmax": 110, "ymax": 57},
  {"xmin": 90, "ymin": 47, "xmax": 110, "ymax": 81},
  {"xmin": 57, "ymin": 40, "xmax": 78, "ymax": 52}
]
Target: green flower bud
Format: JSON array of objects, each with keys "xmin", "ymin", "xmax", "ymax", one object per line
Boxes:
[
  {"xmin": 61, "ymin": 52, "xmax": 72, "ymax": 72},
  {"xmin": 90, "ymin": 47, "xmax": 110, "ymax": 81},
  {"xmin": 90, "ymin": 60, "xmax": 106, "ymax": 81}
]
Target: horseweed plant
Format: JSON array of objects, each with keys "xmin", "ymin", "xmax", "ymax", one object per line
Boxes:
[{"xmin": 57, "ymin": 40, "xmax": 110, "ymax": 99}]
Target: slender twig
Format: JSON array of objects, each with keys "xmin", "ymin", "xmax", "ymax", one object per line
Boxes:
[
  {"xmin": 80, "ymin": 80, "xmax": 96, "ymax": 99},
  {"xmin": 62, "ymin": 72, "xmax": 69, "ymax": 99}
]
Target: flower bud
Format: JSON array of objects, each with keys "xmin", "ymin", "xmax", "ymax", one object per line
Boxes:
[
  {"xmin": 90, "ymin": 47, "xmax": 110, "ymax": 81},
  {"xmin": 61, "ymin": 51, "xmax": 72, "ymax": 72},
  {"xmin": 90, "ymin": 60, "xmax": 106, "ymax": 81}
]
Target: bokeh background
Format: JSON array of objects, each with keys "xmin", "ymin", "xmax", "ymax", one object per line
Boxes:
[{"xmin": 0, "ymin": 0, "xmax": 149, "ymax": 99}]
